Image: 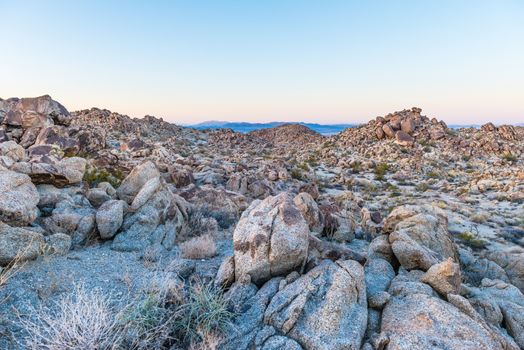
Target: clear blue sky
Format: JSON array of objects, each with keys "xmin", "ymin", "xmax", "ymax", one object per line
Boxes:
[{"xmin": 1, "ymin": 0, "xmax": 523, "ymax": 124}]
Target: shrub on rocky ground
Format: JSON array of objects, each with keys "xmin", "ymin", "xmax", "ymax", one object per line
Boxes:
[
  {"xmin": 20, "ymin": 278, "xmax": 233, "ymax": 350},
  {"xmin": 83, "ymin": 166, "xmax": 125, "ymax": 188},
  {"xmin": 180, "ymin": 234, "xmax": 217, "ymax": 260},
  {"xmin": 456, "ymin": 231, "xmax": 487, "ymax": 249},
  {"xmin": 374, "ymin": 162, "xmax": 389, "ymax": 181}
]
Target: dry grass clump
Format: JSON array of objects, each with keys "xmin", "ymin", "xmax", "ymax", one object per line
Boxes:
[
  {"xmin": 470, "ymin": 213, "xmax": 488, "ymax": 224},
  {"xmin": 180, "ymin": 234, "xmax": 217, "ymax": 260},
  {"xmin": 21, "ymin": 284, "xmax": 124, "ymax": 350},
  {"xmin": 20, "ymin": 278, "xmax": 234, "ymax": 350}
]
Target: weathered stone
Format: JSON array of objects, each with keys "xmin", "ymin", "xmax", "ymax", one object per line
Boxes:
[
  {"xmin": 44, "ymin": 233, "xmax": 72, "ymax": 255},
  {"xmin": 386, "ymin": 205, "xmax": 458, "ymax": 271},
  {"xmin": 96, "ymin": 200, "xmax": 125, "ymax": 239},
  {"xmin": 0, "ymin": 141, "xmax": 25, "ymax": 162},
  {"xmin": 293, "ymin": 192, "xmax": 323, "ymax": 234},
  {"xmin": 116, "ymin": 161, "xmax": 160, "ymax": 204},
  {"xmin": 379, "ymin": 292, "xmax": 511, "ymax": 349},
  {"xmin": 233, "ymin": 193, "xmax": 309, "ymax": 285},
  {"xmin": 0, "ymin": 169, "xmax": 39, "ymax": 226},
  {"xmin": 215, "ymin": 256, "xmax": 235, "ymax": 289},
  {"xmin": 0, "ymin": 222, "xmax": 44, "ymax": 266},
  {"xmin": 264, "ymin": 259, "xmax": 367, "ymax": 350},
  {"xmin": 421, "ymin": 257, "xmax": 462, "ymax": 296}
]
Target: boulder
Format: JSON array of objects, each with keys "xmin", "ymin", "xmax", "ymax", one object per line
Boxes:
[
  {"xmin": 293, "ymin": 192, "xmax": 323, "ymax": 234},
  {"xmin": 400, "ymin": 118, "xmax": 415, "ymax": 134},
  {"xmin": 169, "ymin": 165, "xmax": 194, "ymax": 187},
  {"xmin": 467, "ymin": 278, "xmax": 524, "ymax": 348},
  {"xmin": 112, "ymin": 181, "xmax": 188, "ymax": 252},
  {"xmin": 0, "ymin": 141, "xmax": 25, "ymax": 162},
  {"xmin": 0, "ymin": 169, "xmax": 39, "ymax": 226},
  {"xmin": 459, "ymin": 248, "xmax": 510, "ymax": 287},
  {"xmin": 264, "ymin": 259, "xmax": 367, "ymax": 350},
  {"xmin": 233, "ymin": 193, "xmax": 309, "ymax": 285},
  {"xmin": 382, "ymin": 123, "xmax": 395, "ymax": 138},
  {"xmin": 96, "ymin": 200, "xmax": 125, "ymax": 239},
  {"xmin": 386, "ymin": 205, "xmax": 458, "ymax": 271},
  {"xmin": 41, "ymin": 197, "xmax": 96, "ymax": 246},
  {"xmin": 395, "ymin": 130, "xmax": 414, "ymax": 147},
  {"xmin": 44, "ymin": 233, "xmax": 72, "ymax": 255},
  {"xmin": 421, "ymin": 257, "xmax": 462, "ymax": 296},
  {"xmin": 365, "ymin": 258, "xmax": 395, "ymax": 309},
  {"xmin": 116, "ymin": 161, "xmax": 160, "ymax": 204},
  {"xmin": 485, "ymin": 251, "xmax": 524, "ymax": 293},
  {"xmin": 11, "ymin": 157, "xmax": 86, "ymax": 187},
  {"xmin": 0, "ymin": 222, "xmax": 44, "ymax": 266},
  {"xmin": 215, "ymin": 256, "xmax": 235, "ymax": 289},
  {"xmin": 379, "ymin": 292, "xmax": 512, "ymax": 350}
]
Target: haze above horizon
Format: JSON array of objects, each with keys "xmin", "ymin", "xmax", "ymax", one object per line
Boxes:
[{"xmin": 1, "ymin": 0, "xmax": 523, "ymax": 124}]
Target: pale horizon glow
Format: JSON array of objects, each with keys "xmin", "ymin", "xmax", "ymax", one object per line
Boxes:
[{"xmin": 1, "ymin": 0, "xmax": 523, "ymax": 125}]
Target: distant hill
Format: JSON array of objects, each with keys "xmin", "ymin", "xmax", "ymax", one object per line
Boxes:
[{"xmin": 190, "ymin": 121, "xmax": 357, "ymax": 135}]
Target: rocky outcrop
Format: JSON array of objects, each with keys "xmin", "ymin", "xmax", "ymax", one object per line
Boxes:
[
  {"xmin": 233, "ymin": 193, "xmax": 309, "ymax": 285},
  {"xmin": 112, "ymin": 164, "xmax": 188, "ymax": 251},
  {"xmin": 379, "ymin": 292, "xmax": 513, "ymax": 349},
  {"xmin": 96, "ymin": 200, "xmax": 125, "ymax": 239},
  {"xmin": 293, "ymin": 192, "xmax": 323, "ymax": 234},
  {"xmin": 385, "ymin": 205, "xmax": 458, "ymax": 271},
  {"xmin": 0, "ymin": 169, "xmax": 39, "ymax": 226},
  {"xmin": 116, "ymin": 161, "xmax": 160, "ymax": 204},
  {"xmin": 264, "ymin": 259, "xmax": 367, "ymax": 350},
  {"xmin": 0, "ymin": 222, "xmax": 44, "ymax": 266}
]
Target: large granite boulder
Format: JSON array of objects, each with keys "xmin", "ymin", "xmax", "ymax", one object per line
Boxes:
[
  {"xmin": 96, "ymin": 200, "xmax": 125, "ymax": 239},
  {"xmin": 233, "ymin": 193, "xmax": 309, "ymax": 285},
  {"xmin": 264, "ymin": 259, "xmax": 367, "ymax": 350},
  {"xmin": 11, "ymin": 156, "xmax": 86, "ymax": 187},
  {"xmin": 293, "ymin": 192, "xmax": 323, "ymax": 234},
  {"xmin": 379, "ymin": 292, "xmax": 514, "ymax": 349},
  {"xmin": 0, "ymin": 169, "xmax": 39, "ymax": 226},
  {"xmin": 385, "ymin": 205, "xmax": 458, "ymax": 271},
  {"xmin": 116, "ymin": 161, "xmax": 160, "ymax": 204},
  {"xmin": 112, "ymin": 172, "xmax": 188, "ymax": 251},
  {"xmin": 0, "ymin": 222, "xmax": 44, "ymax": 266}
]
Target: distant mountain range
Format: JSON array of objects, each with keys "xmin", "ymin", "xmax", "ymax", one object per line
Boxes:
[
  {"xmin": 190, "ymin": 121, "xmax": 358, "ymax": 135},
  {"xmin": 189, "ymin": 121, "xmax": 522, "ymax": 135}
]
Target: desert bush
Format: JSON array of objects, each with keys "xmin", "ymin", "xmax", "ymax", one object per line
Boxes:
[
  {"xmin": 180, "ymin": 234, "xmax": 217, "ymax": 260},
  {"xmin": 456, "ymin": 231, "xmax": 487, "ymax": 249},
  {"xmin": 84, "ymin": 166, "xmax": 125, "ymax": 188},
  {"xmin": 416, "ymin": 182, "xmax": 429, "ymax": 192},
  {"xmin": 350, "ymin": 161, "xmax": 361, "ymax": 174},
  {"xmin": 501, "ymin": 152, "xmax": 517, "ymax": 163},
  {"xmin": 470, "ymin": 213, "xmax": 488, "ymax": 224},
  {"xmin": 374, "ymin": 162, "xmax": 389, "ymax": 181},
  {"xmin": 173, "ymin": 282, "xmax": 234, "ymax": 344},
  {"xmin": 21, "ymin": 284, "xmax": 125, "ymax": 350},
  {"xmin": 21, "ymin": 276, "xmax": 233, "ymax": 350}
]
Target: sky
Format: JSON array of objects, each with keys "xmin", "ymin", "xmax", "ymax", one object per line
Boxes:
[{"xmin": 1, "ymin": 0, "xmax": 523, "ymax": 125}]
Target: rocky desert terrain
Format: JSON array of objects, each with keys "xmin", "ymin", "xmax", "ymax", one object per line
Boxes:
[{"xmin": 1, "ymin": 95, "xmax": 524, "ymax": 349}]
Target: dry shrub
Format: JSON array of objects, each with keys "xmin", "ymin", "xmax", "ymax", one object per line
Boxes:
[
  {"xmin": 21, "ymin": 284, "xmax": 124, "ymax": 350},
  {"xmin": 180, "ymin": 234, "xmax": 217, "ymax": 260},
  {"xmin": 20, "ymin": 277, "xmax": 233, "ymax": 349}
]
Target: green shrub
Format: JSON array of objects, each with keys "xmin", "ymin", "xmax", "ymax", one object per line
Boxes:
[
  {"xmin": 83, "ymin": 166, "xmax": 125, "ymax": 188},
  {"xmin": 416, "ymin": 182, "xmax": 429, "ymax": 192},
  {"xmin": 173, "ymin": 282, "xmax": 234, "ymax": 343},
  {"xmin": 456, "ymin": 231, "xmax": 487, "ymax": 249},
  {"xmin": 501, "ymin": 152, "xmax": 517, "ymax": 163},
  {"xmin": 290, "ymin": 168, "xmax": 304, "ymax": 180},
  {"xmin": 350, "ymin": 161, "xmax": 361, "ymax": 174},
  {"xmin": 374, "ymin": 163, "xmax": 390, "ymax": 181}
]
